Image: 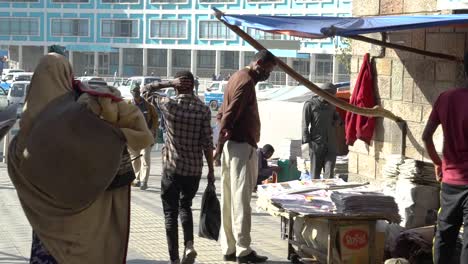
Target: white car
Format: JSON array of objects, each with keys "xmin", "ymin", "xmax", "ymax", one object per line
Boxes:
[
  {"xmin": 8, "ymin": 81, "xmax": 29, "ymax": 105},
  {"xmin": 118, "ymin": 76, "xmax": 161, "ymax": 99},
  {"xmin": 4, "ymin": 72, "xmax": 33, "ymax": 84},
  {"xmin": 2, "ymin": 69, "xmax": 24, "ymax": 80}
]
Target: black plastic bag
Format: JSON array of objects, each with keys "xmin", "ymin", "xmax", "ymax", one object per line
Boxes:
[{"xmin": 198, "ymin": 182, "xmax": 221, "ymax": 241}]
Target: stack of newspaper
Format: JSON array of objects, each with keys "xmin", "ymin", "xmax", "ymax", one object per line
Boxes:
[
  {"xmin": 331, "ymin": 190, "xmax": 401, "ymax": 222},
  {"xmin": 399, "ymin": 159, "xmax": 438, "ymax": 187},
  {"xmin": 382, "ymin": 154, "xmax": 405, "ymax": 195}
]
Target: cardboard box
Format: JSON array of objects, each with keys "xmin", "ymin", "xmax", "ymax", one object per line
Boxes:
[{"xmin": 339, "ymin": 225, "xmax": 370, "ymax": 264}]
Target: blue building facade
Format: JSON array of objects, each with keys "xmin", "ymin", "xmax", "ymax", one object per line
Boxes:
[{"xmin": 1, "ymin": 0, "xmax": 352, "ymax": 84}]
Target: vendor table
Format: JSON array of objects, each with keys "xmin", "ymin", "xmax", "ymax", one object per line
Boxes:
[{"xmin": 258, "ymin": 197, "xmax": 392, "ymax": 264}]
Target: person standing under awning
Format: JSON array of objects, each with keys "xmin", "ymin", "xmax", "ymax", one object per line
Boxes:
[{"xmin": 302, "ymin": 83, "xmax": 342, "ymax": 179}]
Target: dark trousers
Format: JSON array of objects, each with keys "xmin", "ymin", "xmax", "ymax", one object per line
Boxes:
[
  {"xmin": 309, "ymin": 144, "xmax": 336, "ymax": 179},
  {"xmin": 433, "ymin": 183, "xmax": 468, "ymax": 264},
  {"xmin": 161, "ymin": 170, "xmax": 201, "ymax": 261}
]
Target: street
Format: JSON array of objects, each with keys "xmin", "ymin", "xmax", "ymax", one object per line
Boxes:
[{"xmin": 0, "ymin": 149, "xmax": 290, "ymax": 264}]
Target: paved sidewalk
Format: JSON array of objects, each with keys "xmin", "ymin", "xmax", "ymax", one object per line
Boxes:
[{"xmin": 0, "ymin": 150, "xmax": 290, "ymax": 264}]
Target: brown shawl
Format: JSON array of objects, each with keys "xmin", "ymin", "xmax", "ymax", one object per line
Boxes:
[{"xmin": 8, "ymin": 54, "xmax": 147, "ymax": 264}]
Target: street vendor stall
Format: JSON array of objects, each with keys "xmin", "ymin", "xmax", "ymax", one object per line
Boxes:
[{"xmin": 256, "ymin": 179, "xmax": 400, "ymax": 264}]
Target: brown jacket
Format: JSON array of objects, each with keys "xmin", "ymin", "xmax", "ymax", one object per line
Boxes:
[{"xmin": 217, "ymin": 68, "xmax": 260, "ymax": 148}]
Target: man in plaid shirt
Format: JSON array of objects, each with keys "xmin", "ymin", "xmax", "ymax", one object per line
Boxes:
[{"xmin": 142, "ymin": 71, "xmax": 214, "ymax": 264}]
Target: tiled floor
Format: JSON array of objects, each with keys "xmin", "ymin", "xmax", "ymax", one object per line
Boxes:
[{"xmin": 0, "ymin": 151, "xmax": 291, "ymax": 264}]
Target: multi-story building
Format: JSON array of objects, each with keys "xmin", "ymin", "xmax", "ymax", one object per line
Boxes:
[{"xmin": 0, "ymin": 0, "xmax": 351, "ymax": 84}]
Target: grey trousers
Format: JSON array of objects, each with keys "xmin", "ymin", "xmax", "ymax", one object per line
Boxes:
[{"xmin": 309, "ymin": 144, "xmax": 336, "ymax": 179}]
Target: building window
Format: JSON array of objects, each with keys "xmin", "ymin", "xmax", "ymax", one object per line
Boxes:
[
  {"xmin": 102, "ymin": 0, "xmax": 138, "ymax": 3},
  {"xmin": 0, "ymin": 0, "xmax": 39, "ymax": 2},
  {"xmin": 200, "ymin": 0, "xmax": 235, "ymax": 3},
  {"xmin": 247, "ymin": 28, "xmax": 282, "ymax": 40},
  {"xmin": 198, "ymin": 50, "xmax": 215, "ymax": 68},
  {"xmin": 51, "ymin": 19, "xmax": 88, "ymax": 37},
  {"xmin": 293, "ymin": 59, "xmax": 309, "ymax": 75},
  {"xmin": 0, "ymin": 17, "xmax": 39, "ymax": 36},
  {"xmin": 199, "ymin": 21, "xmax": 235, "ymax": 40},
  {"xmin": 150, "ymin": 0, "xmax": 186, "ymax": 3},
  {"xmin": 101, "ymin": 19, "xmax": 138, "ymax": 38},
  {"xmin": 51, "ymin": 0, "xmax": 89, "ymax": 2},
  {"xmin": 222, "ymin": 51, "xmax": 237, "ymax": 69},
  {"xmin": 150, "ymin": 20, "xmax": 187, "ymax": 39},
  {"xmin": 295, "ymin": 0, "xmax": 331, "ymax": 2},
  {"xmin": 148, "ymin": 49, "xmax": 167, "ymax": 67},
  {"xmin": 247, "ymin": 0, "xmax": 283, "ymax": 2},
  {"xmin": 173, "ymin": 50, "xmax": 190, "ymax": 68},
  {"xmin": 315, "ymin": 54, "xmax": 333, "ymax": 83}
]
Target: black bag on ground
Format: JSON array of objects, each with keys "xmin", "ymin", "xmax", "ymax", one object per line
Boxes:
[{"xmin": 198, "ymin": 182, "xmax": 221, "ymax": 241}]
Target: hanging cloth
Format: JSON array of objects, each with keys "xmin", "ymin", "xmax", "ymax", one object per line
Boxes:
[{"xmin": 345, "ymin": 53, "xmax": 376, "ymax": 145}]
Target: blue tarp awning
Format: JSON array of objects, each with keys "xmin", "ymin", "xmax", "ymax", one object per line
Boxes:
[{"xmin": 215, "ymin": 9, "xmax": 468, "ymax": 39}]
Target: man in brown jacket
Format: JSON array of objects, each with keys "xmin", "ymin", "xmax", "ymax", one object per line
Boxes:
[
  {"xmin": 129, "ymin": 85, "xmax": 158, "ymax": 190},
  {"xmin": 215, "ymin": 50, "xmax": 276, "ymax": 263}
]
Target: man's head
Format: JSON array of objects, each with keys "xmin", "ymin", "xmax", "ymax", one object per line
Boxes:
[
  {"xmin": 317, "ymin": 82, "xmax": 336, "ymax": 101},
  {"xmin": 249, "ymin": 50, "xmax": 277, "ymax": 82},
  {"xmin": 131, "ymin": 84, "xmax": 141, "ymax": 100},
  {"xmin": 262, "ymin": 144, "xmax": 275, "ymax": 159},
  {"xmin": 174, "ymin": 71, "xmax": 194, "ymax": 94}
]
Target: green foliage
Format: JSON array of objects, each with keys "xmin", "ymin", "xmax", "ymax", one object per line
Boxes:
[{"xmin": 335, "ymin": 37, "xmax": 352, "ymax": 73}]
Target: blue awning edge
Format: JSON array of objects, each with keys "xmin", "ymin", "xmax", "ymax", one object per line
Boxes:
[{"xmin": 214, "ymin": 8, "xmax": 468, "ymax": 39}]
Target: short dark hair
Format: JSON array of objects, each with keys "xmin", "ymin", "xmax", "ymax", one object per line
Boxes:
[
  {"xmin": 131, "ymin": 84, "xmax": 141, "ymax": 93},
  {"xmin": 174, "ymin": 71, "xmax": 194, "ymax": 83},
  {"xmin": 254, "ymin": 50, "xmax": 276, "ymax": 65},
  {"xmin": 262, "ymin": 144, "xmax": 275, "ymax": 154}
]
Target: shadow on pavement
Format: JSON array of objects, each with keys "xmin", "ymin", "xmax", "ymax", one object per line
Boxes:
[
  {"xmin": 127, "ymin": 260, "xmax": 167, "ymax": 264},
  {"xmin": 0, "ymin": 251, "xmax": 28, "ymax": 263}
]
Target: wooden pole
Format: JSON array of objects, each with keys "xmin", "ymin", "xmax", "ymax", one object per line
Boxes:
[
  {"xmin": 348, "ymin": 35, "xmax": 463, "ymax": 62},
  {"xmin": 213, "ymin": 10, "xmax": 402, "ymax": 122}
]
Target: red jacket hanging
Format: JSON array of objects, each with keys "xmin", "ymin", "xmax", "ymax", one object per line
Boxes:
[{"xmin": 345, "ymin": 53, "xmax": 376, "ymax": 146}]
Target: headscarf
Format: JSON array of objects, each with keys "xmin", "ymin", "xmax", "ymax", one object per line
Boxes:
[
  {"xmin": 8, "ymin": 53, "xmax": 131, "ymax": 264},
  {"xmin": 20, "ymin": 53, "xmax": 73, "ymax": 135}
]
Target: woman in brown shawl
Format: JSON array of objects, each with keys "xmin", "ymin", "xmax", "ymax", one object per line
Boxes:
[{"xmin": 8, "ymin": 53, "xmax": 153, "ymax": 264}]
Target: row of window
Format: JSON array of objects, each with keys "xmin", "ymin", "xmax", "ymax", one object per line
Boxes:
[
  {"xmin": 0, "ymin": 17, "xmax": 242, "ymax": 39},
  {"xmin": 0, "ymin": 0, "xmax": 330, "ymax": 3}
]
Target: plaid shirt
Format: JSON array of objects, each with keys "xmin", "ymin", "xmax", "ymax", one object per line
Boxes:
[{"xmin": 155, "ymin": 94, "xmax": 213, "ymax": 177}]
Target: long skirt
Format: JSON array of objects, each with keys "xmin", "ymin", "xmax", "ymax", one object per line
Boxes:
[{"xmin": 29, "ymin": 232, "xmax": 58, "ymax": 264}]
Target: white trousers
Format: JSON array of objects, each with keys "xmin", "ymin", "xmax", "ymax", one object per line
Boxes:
[
  {"xmin": 220, "ymin": 140, "xmax": 258, "ymax": 257},
  {"xmin": 129, "ymin": 146, "xmax": 152, "ymax": 184}
]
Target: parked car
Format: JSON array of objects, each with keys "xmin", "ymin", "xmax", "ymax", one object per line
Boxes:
[
  {"xmin": 118, "ymin": 76, "xmax": 162, "ymax": 100},
  {"xmin": 204, "ymin": 81, "xmax": 273, "ymax": 111},
  {"xmin": 1, "ymin": 69, "xmax": 24, "ymax": 80},
  {"xmin": 204, "ymin": 81, "xmax": 228, "ymax": 111},
  {"xmin": 3, "ymin": 72, "xmax": 33, "ymax": 88},
  {"xmin": 7, "ymin": 81, "xmax": 29, "ymax": 105},
  {"xmin": 78, "ymin": 76, "xmax": 108, "ymax": 89},
  {"xmin": 0, "ymin": 87, "xmax": 9, "ymax": 112}
]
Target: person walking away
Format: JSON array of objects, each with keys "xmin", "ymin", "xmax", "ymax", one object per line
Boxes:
[
  {"xmin": 214, "ymin": 50, "xmax": 276, "ymax": 263},
  {"xmin": 8, "ymin": 53, "xmax": 153, "ymax": 263},
  {"xmin": 302, "ymin": 82, "xmax": 342, "ymax": 179},
  {"xmin": 422, "ymin": 53, "xmax": 468, "ymax": 264},
  {"xmin": 129, "ymin": 84, "xmax": 159, "ymax": 190},
  {"xmin": 142, "ymin": 71, "xmax": 214, "ymax": 264},
  {"xmin": 256, "ymin": 144, "xmax": 281, "ymax": 185},
  {"xmin": 194, "ymin": 76, "xmax": 200, "ymax": 96}
]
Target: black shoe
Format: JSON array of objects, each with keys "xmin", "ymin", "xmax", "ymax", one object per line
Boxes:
[
  {"xmin": 237, "ymin": 251, "xmax": 268, "ymax": 263},
  {"xmin": 132, "ymin": 181, "xmax": 141, "ymax": 187},
  {"xmin": 223, "ymin": 252, "xmax": 236, "ymax": 262}
]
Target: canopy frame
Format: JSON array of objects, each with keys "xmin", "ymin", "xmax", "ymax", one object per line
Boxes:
[{"xmin": 213, "ymin": 9, "xmax": 403, "ymax": 122}]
